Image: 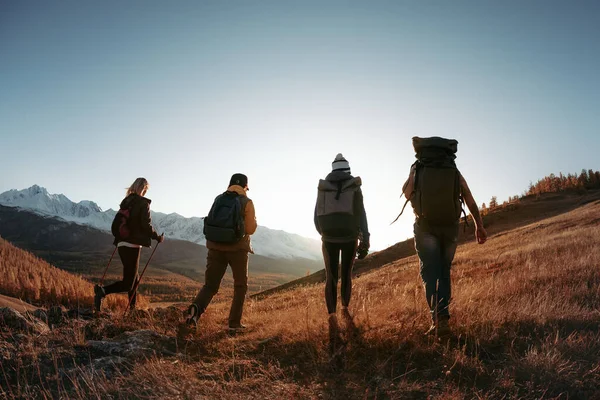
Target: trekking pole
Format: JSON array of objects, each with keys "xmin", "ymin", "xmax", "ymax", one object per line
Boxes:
[
  {"xmin": 121, "ymin": 242, "xmax": 160, "ymax": 317},
  {"xmin": 100, "ymin": 247, "xmax": 117, "ymax": 286}
]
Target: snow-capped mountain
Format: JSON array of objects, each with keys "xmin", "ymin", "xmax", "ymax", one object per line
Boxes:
[
  {"xmin": 0, "ymin": 185, "xmax": 115, "ymax": 230},
  {"xmin": 0, "ymin": 185, "xmax": 322, "ymax": 261}
]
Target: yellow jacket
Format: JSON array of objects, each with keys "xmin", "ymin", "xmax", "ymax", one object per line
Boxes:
[{"xmin": 206, "ymin": 185, "xmax": 257, "ymax": 253}]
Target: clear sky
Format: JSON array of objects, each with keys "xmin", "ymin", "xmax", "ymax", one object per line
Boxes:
[{"xmin": 1, "ymin": 1, "xmax": 599, "ymax": 250}]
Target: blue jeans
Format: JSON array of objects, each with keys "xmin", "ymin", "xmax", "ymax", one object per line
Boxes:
[{"xmin": 414, "ymin": 223, "xmax": 458, "ymax": 321}]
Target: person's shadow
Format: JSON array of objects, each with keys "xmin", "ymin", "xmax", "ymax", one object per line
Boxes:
[
  {"xmin": 328, "ymin": 308, "xmax": 365, "ymax": 371},
  {"xmin": 328, "ymin": 315, "xmax": 344, "ymax": 370}
]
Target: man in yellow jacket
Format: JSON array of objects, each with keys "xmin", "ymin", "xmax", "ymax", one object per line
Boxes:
[{"xmin": 185, "ymin": 173, "xmax": 257, "ymax": 332}]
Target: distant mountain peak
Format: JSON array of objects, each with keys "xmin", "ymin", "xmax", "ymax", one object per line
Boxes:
[
  {"xmin": 78, "ymin": 200, "xmax": 103, "ymax": 213},
  {"xmin": 29, "ymin": 184, "xmax": 47, "ymax": 194}
]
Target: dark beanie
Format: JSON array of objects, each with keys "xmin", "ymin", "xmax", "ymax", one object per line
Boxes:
[{"xmin": 229, "ymin": 173, "xmax": 248, "ymax": 188}]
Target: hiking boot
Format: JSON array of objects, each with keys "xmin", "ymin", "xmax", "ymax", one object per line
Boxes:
[
  {"xmin": 341, "ymin": 307, "xmax": 361, "ymax": 339},
  {"xmin": 328, "ymin": 313, "xmax": 344, "ymax": 356},
  {"xmin": 424, "ymin": 318, "xmax": 451, "ymax": 338},
  {"xmin": 128, "ymin": 290, "xmax": 137, "ymax": 310},
  {"xmin": 185, "ymin": 304, "xmax": 201, "ymax": 327},
  {"xmin": 341, "ymin": 306, "xmax": 352, "ymax": 321},
  {"xmin": 93, "ymin": 284, "xmax": 105, "ymax": 313},
  {"xmin": 328, "ymin": 313, "xmax": 339, "ymax": 339},
  {"xmin": 228, "ymin": 323, "xmax": 247, "ymax": 333}
]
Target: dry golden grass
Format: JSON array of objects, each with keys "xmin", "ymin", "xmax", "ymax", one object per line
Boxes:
[
  {"xmin": 2, "ymin": 199, "xmax": 600, "ymax": 399},
  {"xmin": 0, "ymin": 237, "xmax": 147, "ymax": 311}
]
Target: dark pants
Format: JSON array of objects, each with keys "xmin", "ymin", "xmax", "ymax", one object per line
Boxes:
[
  {"xmin": 104, "ymin": 246, "xmax": 140, "ymax": 306},
  {"xmin": 322, "ymin": 240, "xmax": 358, "ymax": 314},
  {"xmin": 414, "ymin": 223, "xmax": 458, "ymax": 321},
  {"xmin": 192, "ymin": 249, "xmax": 249, "ymax": 326}
]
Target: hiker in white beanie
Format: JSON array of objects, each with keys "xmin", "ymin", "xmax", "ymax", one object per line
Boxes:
[{"xmin": 314, "ymin": 153, "xmax": 370, "ymax": 346}]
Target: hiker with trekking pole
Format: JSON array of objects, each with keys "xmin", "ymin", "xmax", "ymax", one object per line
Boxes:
[
  {"xmin": 397, "ymin": 137, "xmax": 487, "ymax": 338},
  {"xmin": 94, "ymin": 177, "xmax": 164, "ymax": 313},
  {"xmin": 182, "ymin": 173, "xmax": 257, "ymax": 333}
]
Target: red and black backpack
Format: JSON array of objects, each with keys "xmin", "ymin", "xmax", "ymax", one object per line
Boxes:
[{"xmin": 111, "ymin": 205, "xmax": 132, "ymax": 239}]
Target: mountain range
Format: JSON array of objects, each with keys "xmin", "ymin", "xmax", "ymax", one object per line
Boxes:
[{"xmin": 0, "ymin": 185, "xmax": 322, "ymax": 261}]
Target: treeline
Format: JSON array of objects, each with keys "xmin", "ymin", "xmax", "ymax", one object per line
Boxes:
[
  {"xmin": 482, "ymin": 169, "xmax": 600, "ymax": 214},
  {"xmin": 0, "ymin": 236, "xmax": 92, "ymax": 306},
  {"xmin": 0, "ymin": 236, "xmax": 136, "ymax": 309},
  {"xmin": 526, "ymin": 169, "xmax": 600, "ymax": 196}
]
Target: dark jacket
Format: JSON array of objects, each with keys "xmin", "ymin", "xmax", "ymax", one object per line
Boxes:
[
  {"xmin": 314, "ymin": 171, "xmax": 370, "ymax": 244},
  {"xmin": 113, "ymin": 194, "xmax": 160, "ymax": 247}
]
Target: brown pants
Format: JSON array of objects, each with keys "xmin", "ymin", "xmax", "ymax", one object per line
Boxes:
[{"xmin": 192, "ymin": 249, "xmax": 249, "ymax": 326}]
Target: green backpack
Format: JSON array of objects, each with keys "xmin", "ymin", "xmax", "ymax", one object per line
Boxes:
[{"xmin": 393, "ymin": 137, "xmax": 467, "ymax": 226}]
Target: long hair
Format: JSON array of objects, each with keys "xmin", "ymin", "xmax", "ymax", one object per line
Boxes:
[{"xmin": 126, "ymin": 177, "xmax": 149, "ymax": 197}]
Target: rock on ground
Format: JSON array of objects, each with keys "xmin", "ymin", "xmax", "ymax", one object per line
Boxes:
[
  {"xmin": 0, "ymin": 307, "xmax": 49, "ymax": 334},
  {"xmin": 87, "ymin": 329, "xmax": 178, "ymax": 360}
]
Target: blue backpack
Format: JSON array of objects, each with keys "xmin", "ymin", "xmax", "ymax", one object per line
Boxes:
[{"xmin": 203, "ymin": 192, "xmax": 246, "ymax": 243}]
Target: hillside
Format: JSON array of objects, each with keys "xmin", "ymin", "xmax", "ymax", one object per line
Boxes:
[
  {"xmin": 0, "ymin": 237, "xmax": 137, "ymax": 310},
  {"xmin": 253, "ymin": 189, "xmax": 600, "ymax": 298},
  {"xmin": 1, "ymin": 190, "xmax": 600, "ymax": 398}
]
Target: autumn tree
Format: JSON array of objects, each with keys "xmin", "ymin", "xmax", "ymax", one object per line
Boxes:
[{"xmin": 526, "ymin": 169, "xmax": 600, "ymax": 196}]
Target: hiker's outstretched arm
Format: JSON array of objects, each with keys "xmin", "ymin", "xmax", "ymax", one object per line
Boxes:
[
  {"xmin": 459, "ymin": 174, "xmax": 487, "ymax": 244},
  {"xmin": 459, "ymin": 175, "xmax": 483, "ymax": 226},
  {"xmin": 355, "ymin": 189, "xmax": 370, "ymax": 246}
]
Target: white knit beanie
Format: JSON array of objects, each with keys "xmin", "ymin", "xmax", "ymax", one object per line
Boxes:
[{"xmin": 332, "ymin": 153, "xmax": 351, "ymax": 173}]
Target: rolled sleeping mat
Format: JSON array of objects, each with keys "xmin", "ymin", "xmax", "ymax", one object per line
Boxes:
[{"xmin": 412, "ymin": 136, "xmax": 458, "ymax": 154}]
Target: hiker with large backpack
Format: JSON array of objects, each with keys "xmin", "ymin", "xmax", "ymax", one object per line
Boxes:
[
  {"xmin": 184, "ymin": 173, "xmax": 257, "ymax": 332},
  {"xmin": 400, "ymin": 137, "xmax": 487, "ymax": 337},
  {"xmin": 314, "ymin": 154, "xmax": 370, "ymax": 326},
  {"xmin": 94, "ymin": 177, "xmax": 164, "ymax": 312}
]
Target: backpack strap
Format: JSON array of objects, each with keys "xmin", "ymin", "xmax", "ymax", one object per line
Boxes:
[
  {"xmin": 460, "ymin": 196, "xmax": 469, "ymax": 231},
  {"xmin": 390, "ymin": 196, "xmax": 411, "ymax": 225},
  {"xmin": 238, "ymin": 195, "xmax": 249, "ymax": 212},
  {"xmin": 391, "ymin": 161, "xmax": 420, "ymax": 225},
  {"xmin": 237, "ymin": 195, "xmax": 250, "ymax": 236},
  {"xmin": 458, "ymin": 179, "xmax": 469, "ymax": 231},
  {"xmin": 334, "ymin": 181, "xmax": 344, "ymax": 200}
]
